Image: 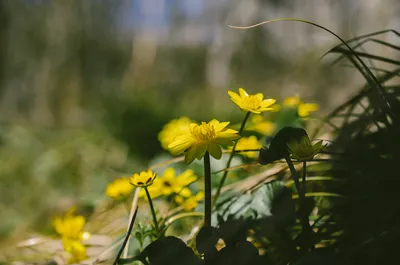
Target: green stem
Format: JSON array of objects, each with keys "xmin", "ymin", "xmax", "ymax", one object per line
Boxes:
[
  {"xmin": 113, "ymin": 206, "xmax": 139, "ymax": 265},
  {"xmin": 302, "ymin": 161, "xmax": 315, "ymax": 250},
  {"xmin": 213, "ymin": 111, "xmax": 251, "ymax": 205},
  {"xmin": 302, "ymin": 161, "xmax": 307, "ymax": 198},
  {"xmin": 204, "ymin": 152, "xmax": 212, "ymax": 228},
  {"xmin": 145, "ymin": 187, "xmax": 159, "ymax": 233},
  {"xmin": 285, "ymin": 157, "xmax": 312, "ymax": 251}
]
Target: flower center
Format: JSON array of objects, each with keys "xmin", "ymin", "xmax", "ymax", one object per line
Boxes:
[
  {"xmin": 191, "ymin": 122, "xmax": 216, "ymax": 141},
  {"xmin": 163, "ymin": 180, "xmax": 172, "ymax": 187},
  {"xmin": 242, "ymin": 95, "xmax": 262, "ymax": 109}
]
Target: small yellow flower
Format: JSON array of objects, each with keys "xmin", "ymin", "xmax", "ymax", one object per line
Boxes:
[
  {"xmin": 247, "ymin": 115, "xmax": 276, "ymax": 136},
  {"xmin": 62, "ymin": 238, "xmax": 87, "ymax": 263},
  {"xmin": 106, "ymin": 177, "xmax": 134, "ymax": 199},
  {"xmin": 286, "ymin": 136, "xmax": 324, "ymax": 161},
  {"xmin": 53, "ymin": 209, "xmax": 89, "ymax": 263},
  {"xmin": 168, "ymin": 119, "xmax": 240, "ymax": 164},
  {"xmin": 228, "ymin": 88, "xmax": 276, "ymax": 114},
  {"xmin": 175, "ymin": 188, "xmax": 204, "ymax": 211},
  {"xmin": 129, "ymin": 170, "xmax": 157, "ymax": 187},
  {"xmin": 158, "ymin": 116, "xmax": 193, "ymax": 150},
  {"xmin": 283, "ymin": 96, "xmax": 319, "ymax": 117},
  {"xmin": 139, "ymin": 168, "xmax": 197, "ymax": 198},
  {"xmin": 139, "ymin": 183, "xmax": 163, "ymax": 199},
  {"xmin": 298, "ymin": 103, "xmax": 319, "ymax": 117},
  {"xmin": 53, "ymin": 210, "xmax": 86, "ymax": 240},
  {"xmin": 283, "ymin": 96, "xmax": 301, "ymax": 107},
  {"xmin": 231, "ymin": 136, "xmax": 262, "ymax": 159}
]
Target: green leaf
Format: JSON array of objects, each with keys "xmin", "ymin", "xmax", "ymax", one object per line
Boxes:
[
  {"xmin": 258, "ymin": 127, "xmax": 308, "ymax": 165},
  {"xmin": 216, "ymin": 180, "xmax": 295, "ymax": 226},
  {"xmin": 139, "ymin": 236, "xmax": 202, "ymax": 265}
]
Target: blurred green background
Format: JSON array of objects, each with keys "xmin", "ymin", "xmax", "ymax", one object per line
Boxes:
[{"xmin": 0, "ymin": 0, "xmax": 398, "ymax": 242}]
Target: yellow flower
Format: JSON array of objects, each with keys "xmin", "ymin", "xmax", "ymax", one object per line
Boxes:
[
  {"xmin": 129, "ymin": 170, "xmax": 157, "ymax": 187},
  {"xmin": 175, "ymin": 188, "xmax": 204, "ymax": 211},
  {"xmin": 168, "ymin": 119, "xmax": 240, "ymax": 164},
  {"xmin": 139, "ymin": 168, "xmax": 197, "ymax": 199},
  {"xmin": 228, "ymin": 88, "xmax": 276, "ymax": 114},
  {"xmin": 158, "ymin": 117, "xmax": 193, "ymax": 150},
  {"xmin": 106, "ymin": 177, "xmax": 134, "ymax": 199},
  {"xmin": 139, "ymin": 183, "xmax": 163, "ymax": 199},
  {"xmin": 283, "ymin": 96, "xmax": 319, "ymax": 117},
  {"xmin": 62, "ymin": 238, "xmax": 87, "ymax": 263},
  {"xmin": 286, "ymin": 136, "xmax": 324, "ymax": 161},
  {"xmin": 247, "ymin": 115, "xmax": 276, "ymax": 136},
  {"xmin": 53, "ymin": 210, "xmax": 86, "ymax": 240},
  {"xmin": 53, "ymin": 209, "xmax": 89, "ymax": 263},
  {"xmin": 283, "ymin": 96, "xmax": 301, "ymax": 106},
  {"xmin": 298, "ymin": 103, "xmax": 319, "ymax": 117},
  {"xmin": 231, "ymin": 136, "xmax": 262, "ymax": 159}
]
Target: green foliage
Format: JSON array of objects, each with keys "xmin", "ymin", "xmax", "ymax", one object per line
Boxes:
[
  {"xmin": 0, "ymin": 125, "xmax": 130, "ymax": 235},
  {"xmin": 216, "ymin": 180, "xmax": 294, "ymax": 222},
  {"xmin": 2, "ymin": 6, "xmax": 399, "ymax": 264}
]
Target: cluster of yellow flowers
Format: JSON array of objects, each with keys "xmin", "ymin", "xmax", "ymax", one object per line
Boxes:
[
  {"xmin": 53, "ymin": 208, "xmax": 90, "ymax": 263},
  {"xmin": 231, "ymin": 136, "xmax": 263, "ymax": 159},
  {"xmin": 174, "ymin": 188, "xmax": 204, "ymax": 211},
  {"xmin": 130, "ymin": 169, "xmax": 201, "ymax": 211},
  {"xmin": 105, "ymin": 87, "xmax": 322, "ymax": 229},
  {"xmin": 137, "ymin": 168, "xmax": 197, "ymax": 199},
  {"xmin": 106, "ymin": 168, "xmax": 200, "ymax": 211},
  {"xmin": 158, "ymin": 89, "xmax": 319, "ymax": 160},
  {"xmin": 283, "ymin": 96, "xmax": 319, "ymax": 117},
  {"xmin": 247, "ymin": 115, "xmax": 276, "ymax": 136},
  {"xmin": 106, "ymin": 177, "xmax": 133, "ymax": 199},
  {"xmin": 158, "ymin": 116, "xmax": 193, "ymax": 150}
]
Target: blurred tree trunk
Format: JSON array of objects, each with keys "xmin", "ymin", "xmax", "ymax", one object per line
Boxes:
[
  {"xmin": 205, "ymin": 0, "xmax": 259, "ymax": 89},
  {"xmin": 0, "ymin": 1, "xmax": 20, "ymax": 121}
]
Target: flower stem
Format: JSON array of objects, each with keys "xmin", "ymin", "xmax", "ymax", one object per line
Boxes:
[
  {"xmin": 285, "ymin": 157, "xmax": 312, "ymax": 251},
  {"xmin": 302, "ymin": 161, "xmax": 314, "ymax": 250},
  {"xmin": 213, "ymin": 111, "xmax": 251, "ymax": 205},
  {"xmin": 204, "ymin": 152, "xmax": 212, "ymax": 227},
  {"xmin": 302, "ymin": 161, "xmax": 307, "ymax": 195},
  {"xmin": 123, "ymin": 188, "xmax": 140, "ymax": 258},
  {"xmin": 145, "ymin": 187, "xmax": 159, "ymax": 233},
  {"xmin": 113, "ymin": 206, "xmax": 139, "ymax": 265}
]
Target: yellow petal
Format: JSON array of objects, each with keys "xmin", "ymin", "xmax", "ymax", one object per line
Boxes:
[
  {"xmin": 179, "ymin": 187, "xmax": 192, "ymax": 198},
  {"xmin": 176, "ymin": 169, "xmax": 197, "ymax": 185},
  {"xmin": 168, "ymin": 136, "xmax": 195, "ymax": 155},
  {"xmin": 195, "ymin": 191, "xmax": 205, "ymax": 201},
  {"xmin": 261, "ymin": 99, "xmax": 276, "ymax": 108},
  {"xmin": 248, "ymin": 109, "xmax": 262, "ymax": 114},
  {"xmin": 208, "ymin": 119, "xmax": 219, "ymax": 127},
  {"xmin": 189, "ymin": 123, "xmax": 199, "ymax": 133},
  {"xmin": 227, "ymin": 91, "xmax": 241, "ymax": 101},
  {"xmin": 298, "ymin": 103, "xmax": 319, "ymax": 117},
  {"xmin": 254, "ymin": 93, "xmax": 264, "ymax": 101},
  {"xmin": 175, "ymin": 195, "xmax": 184, "ymax": 204},
  {"xmin": 162, "ymin": 167, "xmax": 175, "ymax": 179},
  {"xmin": 231, "ymin": 97, "xmax": 245, "ymax": 109},
  {"xmin": 214, "ymin": 121, "xmax": 230, "ymax": 132},
  {"xmin": 238, "ymin": 88, "xmax": 248, "ymax": 97}
]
